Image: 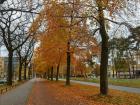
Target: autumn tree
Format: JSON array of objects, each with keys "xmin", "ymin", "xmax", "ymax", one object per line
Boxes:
[
  {"xmin": 0, "ymin": 0, "xmax": 38, "ymax": 85},
  {"xmin": 16, "ymin": 37, "xmax": 35, "ymax": 81},
  {"xmin": 0, "ymin": 12, "xmax": 30, "ymax": 85},
  {"xmin": 31, "ymin": 0, "xmax": 101, "ymax": 85},
  {"xmin": 31, "ymin": 0, "xmax": 140, "ymax": 95},
  {"xmin": 32, "ymin": 1, "xmax": 69, "ymax": 80},
  {"xmin": 82, "ymin": 0, "xmax": 140, "ymax": 95}
]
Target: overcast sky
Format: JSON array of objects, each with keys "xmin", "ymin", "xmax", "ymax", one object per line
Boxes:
[
  {"xmin": 0, "ymin": 46, "xmax": 7, "ymax": 57},
  {"xmin": 1, "ymin": 0, "xmax": 140, "ymax": 57}
]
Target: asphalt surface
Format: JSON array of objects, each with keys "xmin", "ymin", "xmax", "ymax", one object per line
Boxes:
[
  {"xmin": 0, "ymin": 78, "xmax": 139, "ymax": 105},
  {"xmin": 27, "ymin": 79, "xmax": 65, "ymax": 105},
  {"xmin": 69, "ymin": 80, "xmax": 140, "ymax": 94},
  {"xmin": 0, "ymin": 79, "xmax": 35, "ymax": 105}
]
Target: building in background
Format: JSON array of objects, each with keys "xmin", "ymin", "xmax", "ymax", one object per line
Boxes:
[
  {"xmin": 0, "ymin": 57, "xmax": 5, "ymax": 79},
  {"xmin": 0, "ymin": 57, "xmax": 19, "ymax": 80}
]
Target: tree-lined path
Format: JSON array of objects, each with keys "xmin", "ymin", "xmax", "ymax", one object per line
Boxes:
[
  {"xmin": 0, "ymin": 79, "xmax": 35, "ymax": 105},
  {"xmin": 0, "ymin": 78, "xmax": 140, "ymax": 105}
]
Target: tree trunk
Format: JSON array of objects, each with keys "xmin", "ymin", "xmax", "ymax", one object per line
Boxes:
[
  {"xmin": 43, "ymin": 72, "xmax": 46, "ymax": 78},
  {"xmin": 7, "ymin": 51, "xmax": 13, "ymax": 85},
  {"xmin": 28, "ymin": 67, "xmax": 31, "ymax": 79},
  {"xmin": 112, "ymin": 50, "xmax": 115, "ymax": 78},
  {"xmin": 18, "ymin": 61, "xmax": 22, "ymax": 81},
  {"xmin": 113, "ymin": 69, "xmax": 115, "ymax": 78},
  {"xmin": 51, "ymin": 66, "xmax": 53, "ymax": 81},
  {"xmin": 56, "ymin": 64, "xmax": 60, "ymax": 81},
  {"xmin": 129, "ymin": 67, "xmax": 131, "ymax": 79},
  {"xmin": 97, "ymin": 0, "xmax": 109, "ymax": 95},
  {"xmin": 132, "ymin": 65, "xmax": 135, "ymax": 78},
  {"xmin": 116, "ymin": 71, "xmax": 118, "ymax": 78},
  {"xmin": 100, "ymin": 34, "xmax": 109, "ymax": 95},
  {"xmin": 118, "ymin": 71, "xmax": 120, "ymax": 78},
  {"xmin": 128, "ymin": 50, "xmax": 135, "ymax": 79},
  {"xmin": 47, "ymin": 69, "xmax": 50, "ymax": 80},
  {"xmin": 66, "ymin": 41, "xmax": 71, "ymax": 85},
  {"xmin": 24, "ymin": 62, "xmax": 27, "ymax": 80}
]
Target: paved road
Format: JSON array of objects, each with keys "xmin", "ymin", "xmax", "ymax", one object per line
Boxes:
[
  {"xmin": 61, "ymin": 79, "xmax": 140, "ymax": 94},
  {"xmin": 0, "ymin": 79, "xmax": 35, "ymax": 105},
  {"xmin": 0, "ymin": 79, "xmax": 139, "ymax": 105},
  {"xmin": 27, "ymin": 79, "xmax": 65, "ymax": 105}
]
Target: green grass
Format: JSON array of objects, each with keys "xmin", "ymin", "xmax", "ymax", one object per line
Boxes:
[{"xmin": 71, "ymin": 77, "xmax": 140, "ymax": 88}]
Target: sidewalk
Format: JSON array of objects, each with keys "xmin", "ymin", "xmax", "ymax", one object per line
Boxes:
[
  {"xmin": 0, "ymin": 79, "xmax": 35, "ymax": 105},
  {"xmin": 27, "ymin": 79, "xmax": 92, "ymax": 105},
  {"xmin": 72, "ymin": 80, "xmax": 140, "ymax": 94},
  {"xmin": 27, "ymin": 79, "xmax": 65, "ymax": 105},
  {"xmin": 60, "ymin": 79, "xmax": 140, "ymax": 94},
  {"xmin": 0, "ymin": 78, "xmax": 139, "ymax": 105},
  {"xmin": 27, "ymin": 79, "xmax": 140, "ymax": 105}
]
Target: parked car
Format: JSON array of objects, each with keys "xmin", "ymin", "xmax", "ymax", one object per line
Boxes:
[{"xmin": 0, "ymin": 79, "xmax": 7, "ymax": 84}]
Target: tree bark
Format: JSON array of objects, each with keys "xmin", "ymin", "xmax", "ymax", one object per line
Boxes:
[
  {"xmin": 28, "ymin": 67, "xmax": 31, "ymax": 79},
  {"xmin": 132, "ymin": 66, "xmax": 135, "ymax": 78},
  {"xmin": 118, "ymin": 71, "xmax": 120, "ymax": 78},
  {"xmin": 66, "ymin": 41, "xmax": 71, "ymax": 85},
  {"xmin": 56, "ymin": 64, "xmax": 60, "ymax": 81},
  {"xmin": 51, "ymin": 66, "xmax": 53, "ymax": 81},
  {"xmin": 129, "ymin": 67, "xmax": 131, "ymax": 79},
  {"xmin": 47, "ymin": 69, "xmax": 50, "ymax": 80},
  {"xmin": 111, "ymin": 49, "xmax": 115, "ymax": 78},
  {"xmin": 100, "ymin": 34, "xmax": 109, "ymax": 95},
  {"xmin": 24, "ymin": 62, "xmax": 27, "ymax": 80},
  {"xmin": 18, "ymin": 61, "xmax": 22, "ymax": 81},
  {"xmin": 116, "ymin": 71, "xmax": 118, "ymax": 78},
  {"xmin": 97, "ymin": 0, "xmax": 109, "ymax": 95},
  {"xmin": 7, "ymin": 51, "xmax": 13, "ymax": 85},
  {"xmin": 113, "ymin": 69, "xmax": 115, "ymax": 78}
]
